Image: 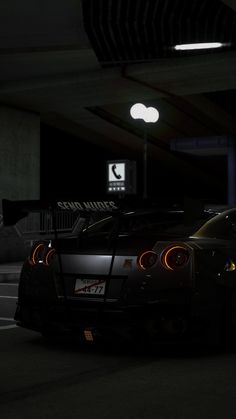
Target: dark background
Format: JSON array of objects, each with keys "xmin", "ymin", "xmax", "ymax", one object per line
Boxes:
[{"xmin": 40, "ymin": 123, "xmax": 228, "ymax": 205}]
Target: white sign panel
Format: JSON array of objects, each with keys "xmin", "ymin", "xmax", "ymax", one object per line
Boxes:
[
  {"xmin": 108, "ymin": 163, "xmax": 125, "ymax": 182},
  {"xmin": 107, "ymin": 160, "xmax": 136, "ymax": 195}
]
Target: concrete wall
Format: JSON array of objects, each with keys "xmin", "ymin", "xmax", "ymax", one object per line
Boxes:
[
  {"xmin": 0, "ymin": 106, "xmax": 40, "ymax": 262},
  {"xmin": 0, "ymin": 106, "xmax": 40, "ymax": 203}
]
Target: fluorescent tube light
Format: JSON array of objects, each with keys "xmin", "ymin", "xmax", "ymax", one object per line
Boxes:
[{"xmin": 174, "ymin": 42, "xmax": 223, "ymax": 50}]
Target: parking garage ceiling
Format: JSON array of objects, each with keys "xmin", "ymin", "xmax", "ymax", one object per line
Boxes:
[{"xmin": 0, "ymin": 0, "xmax": 235, "ymax": 171}]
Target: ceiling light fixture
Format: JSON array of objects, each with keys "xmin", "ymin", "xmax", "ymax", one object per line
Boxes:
[
  {"xmin": 174, "ymin": 42, "xmax": 224, "ymax": 50},
  {"xmin": 130, "ymin": 103, "xmax": 159, "ymax": 123}
]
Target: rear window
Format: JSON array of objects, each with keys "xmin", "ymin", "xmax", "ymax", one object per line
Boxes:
[
  {"xmin": 193, "ymin": 208, "xmax": 236, "ymax": 239},
  {"xmin": 83, "ymin": 210, "xmax": 208, "ymax": 237}
]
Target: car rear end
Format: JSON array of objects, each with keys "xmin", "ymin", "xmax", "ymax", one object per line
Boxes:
[{"xmin": 14, "ymin": 210, "xmax": 197, "ymax": 344}]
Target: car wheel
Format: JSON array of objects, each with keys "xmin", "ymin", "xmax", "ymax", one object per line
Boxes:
[
  {"xmin": 203, "ymin": 285, "xmax": 228, "ymax": 348},
  {"xmin": 223, "ymin": 288, "xmax": 236, "ymax": 347}
]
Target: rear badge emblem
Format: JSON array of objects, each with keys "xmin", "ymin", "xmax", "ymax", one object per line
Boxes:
[{"xmin": 123, "ymin": 259, "xmax": 133, "ymax": 269}]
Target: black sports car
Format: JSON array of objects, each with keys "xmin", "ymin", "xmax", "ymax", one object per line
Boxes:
[{"xmin": 3, "ymin": 198, "xmax": 236, "ymax": 347}]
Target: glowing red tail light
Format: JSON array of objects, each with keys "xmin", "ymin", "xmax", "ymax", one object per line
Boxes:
[
  {"xmin": 44, "ymin": 248, "xmax": 56, "ymax": 266},
  {"xmin": 30, "ymin": 241, "xmax": 45, "ymax": 265},
  {"xmin": 137, "ymin": 250, "xmax": 158, "ymax": 270},
  {"xmin": 29, "ymin": 241, "xmax": 56, "ymax": 266},
  {"xmin": 161, "ymin": 245, "xmax": 190, "ymax": 271}
]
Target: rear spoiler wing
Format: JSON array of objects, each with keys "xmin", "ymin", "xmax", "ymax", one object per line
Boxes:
[
  {"xmin": 2, "ymin": 196, "xmax": 206, "ymax": 227},
  {"xmin": 2, "ymin": 199, "xmax": 120, "ymax": 227}
]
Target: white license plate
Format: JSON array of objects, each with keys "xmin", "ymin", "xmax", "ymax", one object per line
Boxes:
[{"xmin": 74, "ymin": 278, "xmax": 106, "ymax": 295}]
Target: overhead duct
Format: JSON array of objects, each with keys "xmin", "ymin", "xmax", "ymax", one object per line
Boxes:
[{"xmin": 82, "ymin": 0, "xmax": 236, "ymax": 67}]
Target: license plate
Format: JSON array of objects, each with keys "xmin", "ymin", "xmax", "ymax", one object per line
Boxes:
[{"xmin": 74, "ymin": 278, "xmax": 106, "ymax": 295}]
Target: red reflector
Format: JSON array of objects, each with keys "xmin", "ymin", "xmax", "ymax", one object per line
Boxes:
[{"xmin": 84, "ymin": 329, "xmax": 94, "ymax": 342}]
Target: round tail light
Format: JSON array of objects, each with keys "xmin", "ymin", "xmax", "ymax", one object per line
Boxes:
[
  {"xmin": 161, "ymin": 245, "xmax": 190, "ymax": 271},
  {"xmin": 29, "ymin": 241, "xmax": 56, "ymax": 266},
  {"xmin": 29, "ymin": 241, "xmax": 46, "ymax": 265},
  {"xmin": 44, "ymin": 248, "xmax": 56, "ymax": 266},
  {"xmin": 137, "ymin": 250, "xmax": 158, "ymax": 270}
]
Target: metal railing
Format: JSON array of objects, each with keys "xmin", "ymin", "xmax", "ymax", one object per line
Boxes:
[{"xmin": 16, "ymin": 210, "xmax": 80, "ymax": 238}]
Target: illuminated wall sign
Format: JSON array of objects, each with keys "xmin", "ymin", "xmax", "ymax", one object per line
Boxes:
[{"xmin": 107, "ymin": 160, "xmax": 136, "ymax": 195}]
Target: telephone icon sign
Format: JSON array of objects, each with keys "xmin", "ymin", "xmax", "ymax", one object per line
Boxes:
[
  {"xmin": 112, "ymin": 164, "xmax": 122, "ymax": 180},
  {"xmin": 108, "ymin": 162, "xmax": 125, "ymax": 182},
  {"xmin": 107, "ymin": 160, "xmax": 136, "ymax": 194}
]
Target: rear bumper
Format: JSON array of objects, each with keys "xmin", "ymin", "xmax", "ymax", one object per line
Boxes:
[{"xmin": 14, "ymin": 291, "xmax": 198, "ymax": 342}]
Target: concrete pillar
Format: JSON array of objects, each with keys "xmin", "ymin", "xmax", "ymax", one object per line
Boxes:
[
  {"xmin": 0, "ymin": 106, "xmax": 40, "ymax": 262},
  {"xmin": 0, "ymin": 106, "xmax": 40, "ymax": 207}
]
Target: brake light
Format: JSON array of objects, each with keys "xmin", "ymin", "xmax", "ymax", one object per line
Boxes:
[
  {"xmin": 137, "ymin": 250, "xmax": 158, "ymax": 270},
  {"xmin": 44, "ymin": 248, "xmax": 56, "ymax": 266},
  {"xmin": 29, "ymin": 241, "xmax": 56, "ymax": 266},
  {"xmin": 30, "ymin": 241, "xmax": 45, "ymax": 265},
  {"xmin": 161, "ymin": 245, "xmax": 189, "ymax": 271}
]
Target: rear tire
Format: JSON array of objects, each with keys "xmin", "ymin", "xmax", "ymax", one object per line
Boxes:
[{"xmin": 223, "ymin": 289, "xmax": 236, "ymax": 347}]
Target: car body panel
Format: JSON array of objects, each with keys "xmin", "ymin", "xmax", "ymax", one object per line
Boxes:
[{"xmin": 3, "ymin": 198, "xmax": 236, "ymax": 345}]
